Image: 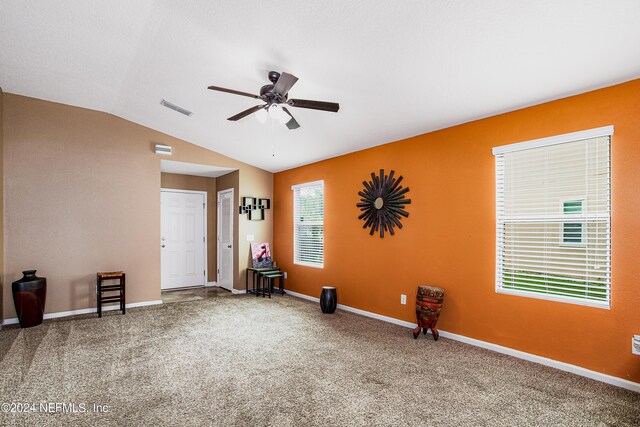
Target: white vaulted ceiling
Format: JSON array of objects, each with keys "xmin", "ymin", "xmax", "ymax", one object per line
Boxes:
[{"xmin": 1, "ymin": 1, "xmax": 640, "ymax": 172}]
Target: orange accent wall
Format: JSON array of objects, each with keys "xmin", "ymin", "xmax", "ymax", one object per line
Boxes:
[{"xmin": 274, "ymin": 79, "xmax": 640, "ymax": 383}]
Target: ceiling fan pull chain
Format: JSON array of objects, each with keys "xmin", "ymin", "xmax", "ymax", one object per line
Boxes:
[{"xmin": 271, "ymin": 115, "xmax": 276, "ymax": 157}]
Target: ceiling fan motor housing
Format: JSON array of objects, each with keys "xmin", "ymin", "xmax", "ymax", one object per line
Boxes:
[
  {"xmin": 268, "ymin": 71, "xmax": 280, "ymax": 84},
  {"xmin": 260, "ymin": 84, "xmax": 287, "ymax": 104},
  {"xmin": 259, "ymin": 84, "xmax": 273, "ymax": 97}
]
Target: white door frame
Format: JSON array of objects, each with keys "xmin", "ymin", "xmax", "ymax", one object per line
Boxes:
[
  {"xmin": 217, "ymin": 188, "xmax": 234, "ymax": 291},
  {"xmin": 160, "ymin": 188, "xmax": 208, "ymax": 288}
]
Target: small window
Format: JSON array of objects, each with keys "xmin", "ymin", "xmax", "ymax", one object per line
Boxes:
[
  {"xmin": 292, "ymin": 180, "xmax": 324, "ymax": 268},
  {"xmin": 562, "ymin": 200, "xmax": 584, "ymax": 245}
]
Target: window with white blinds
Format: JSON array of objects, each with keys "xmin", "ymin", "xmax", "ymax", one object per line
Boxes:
[
  {"xmin": 292, "ymin": 180, "xmax": 324, "ymax": 268},
  {"xmin": 493, "ymin": 126, "xmax": 612, "ymax": 308}
]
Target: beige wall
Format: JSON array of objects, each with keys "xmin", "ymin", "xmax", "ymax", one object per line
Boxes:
[
  {"xmin": 160, "ymin": 173, "xmax": 217, "ymax": 282},
  {"xmin": 239, "ymin": 167, "xmax": 274, "ymax": 288},
  {"xmin": 216, "ymin": 168, "xmax": 275, "ymax": 291},
  {"xmin": 2, "ymin": 94, "xmax": 273, "ymax": 320}
]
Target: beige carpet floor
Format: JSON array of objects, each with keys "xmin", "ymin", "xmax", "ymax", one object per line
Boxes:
[
  {"xmin": 161, "ymin": 286, "xmax": 230, "ymax": 304},
  {"xmin": 0, "ymin": 294, "xmax": 638, "ymax": 426}
]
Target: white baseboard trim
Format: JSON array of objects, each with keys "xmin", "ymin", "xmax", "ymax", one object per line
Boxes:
[
  {"xmin": 285, "ymin": 290, "xmax": 640, "ymax": 393},
  {"xmin": 286, "ymin": 290, "xmax": 416, "ymax": 328},
  {"xmin": 232, "ymin": 289, "xmax": 246, "ymax": 295},
  {"xmin": 2, "ymin": 300, "xmax": 164, "ymax": 326},
  {"xmin": 286, "ymin": 290, "xmax": 319, "ymax": 302},
  {"xmin": 206, "ymin": 281, "xmax": 218, "ymax": 287}
]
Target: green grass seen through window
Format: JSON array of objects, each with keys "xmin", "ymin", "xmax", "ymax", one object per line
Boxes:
[{"xmin": 503, "ymin": 270, "xmax": 607, "ymax": 301}]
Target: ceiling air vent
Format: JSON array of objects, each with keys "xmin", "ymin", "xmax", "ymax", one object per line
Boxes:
[{"xmin": 160, "ymin": 99, "xmax": 193, "ymax": 117}]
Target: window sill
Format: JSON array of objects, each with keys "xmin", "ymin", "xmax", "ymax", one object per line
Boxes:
[
  {"xmin": 496, "ymin": 287, "xmax": 609, "ymax": 309},
  {"xmin": 294, "ymin": 261, "xmax": 324, "ymax": 269}
]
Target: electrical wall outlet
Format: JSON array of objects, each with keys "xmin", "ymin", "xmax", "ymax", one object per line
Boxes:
[
  {"xmin": 400, "ymin": 294, "xmax": 407, "ymax": 305},
  {"xmin": 633, "ymin": 335, "xmax": 640, "ymax": 356},
  {"xmin": 246, "ymin": 234, "xmax": 255, "ymax": 242},
  {"xmin": 283, "ymin": 272, "xmax": 287, "ymax": 279}
]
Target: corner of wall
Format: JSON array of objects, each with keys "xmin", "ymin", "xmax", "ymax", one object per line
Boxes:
[{"xmin": 238, "ymin": 168, "xmax": 274, "ymax": 291}]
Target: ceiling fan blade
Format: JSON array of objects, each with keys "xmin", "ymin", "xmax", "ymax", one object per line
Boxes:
[
  {"xmin": 208, "ymin": 85, "xmax": 260, "ymax": 99},
  {"xmin": 273, "ymin": 72, "xmax": 298, "ymax": 96},
  {"xmin": 227, "ymin": 104, "xmax": 266, "ymax": 121},
  {"xmin": 288, "ymin": 99, "xmax": 339, "ymax": 112},
  {"xmin": 282, "ymin": 107, "xmax": 301, "ymax": 130}
]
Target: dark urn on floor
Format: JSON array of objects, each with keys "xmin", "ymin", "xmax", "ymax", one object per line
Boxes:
[
  {"xmin": 320, "ymin": 286, "xmax": 337, "ymax": 314},
  {"xmin": 413, "ymin": 285, "xmax": 445, "ymax": 340},
  {"xmin": 12, "ymin": 270, "xmax": 47, "ymax": 328}
]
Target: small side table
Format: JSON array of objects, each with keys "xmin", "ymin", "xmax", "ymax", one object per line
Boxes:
[
  {"xmin": 246, "ymin": 267, "xmax": 280, "ymax": 295},
  {"xmin": 97, "ymin": 271, "xmax": 126, "ymax": 318},
  {"xmin": 259, "ymin": 271, "xmax": 285, "ymax": 298},
  {"xmin": 264, "ymin": 271, "xmax": 285, "ymax": 295}
]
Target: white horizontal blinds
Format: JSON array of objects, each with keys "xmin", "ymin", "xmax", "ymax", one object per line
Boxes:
[
  {"xmin": 495, "ymin": 134, "xmax": 611, "ymax": 307},
  {"xmin": 293, "ymin": 181, "xmax": 324, "ymax": 267}
]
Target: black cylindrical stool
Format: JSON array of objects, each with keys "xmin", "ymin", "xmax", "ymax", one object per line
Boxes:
[
  {"xmin": 12, "ymin": 270, "xmax": 47, "ymax": 328},
  {"xmin": 320, "ymin": 286, "xmax": 337, "ymax": 314}
]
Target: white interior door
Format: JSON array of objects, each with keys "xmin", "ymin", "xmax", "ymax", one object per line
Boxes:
[
  {"xmin": 217, "ymin": 189, "xmax": 234, "ymax": 291},
  {"xmin": 161, "ymin": 190, "xmax": 206, "ymax": 290}
]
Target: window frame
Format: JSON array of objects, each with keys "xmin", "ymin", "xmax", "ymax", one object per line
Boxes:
[
  {"xmin": 292, "ymin": 180, "xmax": 325, "ymax": 269},
  {"xmin": 493, "ymin": 126, "xmax": 612, "ymax": 309}
]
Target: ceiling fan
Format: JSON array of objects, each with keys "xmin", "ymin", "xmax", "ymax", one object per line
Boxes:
[{"xmin": 207, "ymin": 71, "xmax": 339, "ymax": 130}]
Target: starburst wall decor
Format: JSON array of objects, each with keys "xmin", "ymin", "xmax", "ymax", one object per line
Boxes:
[{"xmin": 356, "ymin": 169, "xmax": 411, "ymax": 238}]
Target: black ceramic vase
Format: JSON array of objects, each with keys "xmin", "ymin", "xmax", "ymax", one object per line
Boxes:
[
  {"xmin": 320, "ymin": 286, "xmax": 337, "ymax": 314},
  {"xmin": 12, "ymin": 270, "xmax": 47, "ymax": 328}
]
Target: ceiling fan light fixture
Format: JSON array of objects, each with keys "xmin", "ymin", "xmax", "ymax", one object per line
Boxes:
[
  {"xmin": 255, "ymin": 107, "xmax": 268, "ymax": 124},
  {"xmin": 268, "ymin": 104, "xmax": 289, "ymax": 125}
]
